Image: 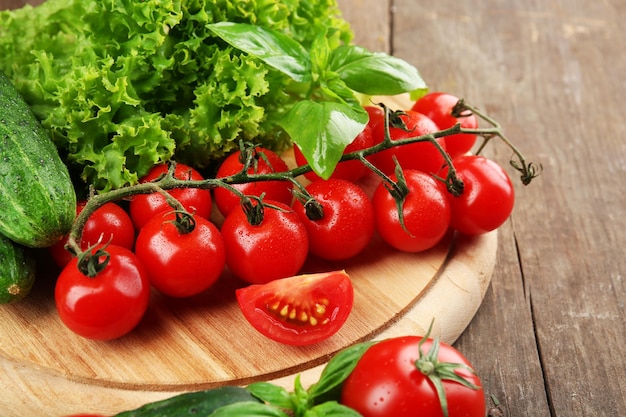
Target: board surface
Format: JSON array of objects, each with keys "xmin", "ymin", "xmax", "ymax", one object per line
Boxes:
[{"xmin": 0, "ymin": 95, "xmax": 497, "ymax": 416}]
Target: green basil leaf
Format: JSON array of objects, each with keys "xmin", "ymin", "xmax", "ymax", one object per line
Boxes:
[
  {"xmin": 280, "ymin": 100, "xmax": 367, "ymax": 179},
  {"xmin": 307, "ymin": 341, "xmax": 374, "ymax": 402},
  {"xmin": 304, "ymin": 401, "xmax": 364, "ymax": 417},
  {"xmin": 329, "ymin": 45, "xmax": 427, "ymax": 96},
  {"xmin": 208, "ymin": 401, "xmax": 290, "ymax": 417},
  {"xmin": 247, "ymin": 382, "xmax": 293, "ymax": 410},
  {"xmin": 207, "ymin": 22, "xmax": 312, "ymax": 83}
]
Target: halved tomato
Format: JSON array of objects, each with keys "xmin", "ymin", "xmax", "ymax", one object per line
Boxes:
[{"xmin": 235, "ymin": 270, "xmax": 354, "ymax": 346}]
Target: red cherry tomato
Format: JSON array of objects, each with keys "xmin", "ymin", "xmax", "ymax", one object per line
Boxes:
[
  {"xmin": 236, "ymin": 270, "xmax": 354, "ymax": 346},
  {"xmin": 129, "ymin": 163, "xmax": 212, "ymax": 230},
  {"xmin": 292, "ymin": 179, "xmax": 374, "ymax": 260},
  {"xmin": 442, "ymin": 155, "xmax": 514, "ymax": 235},
  {"xmin": 368, "ymin": 110, "xmax": 446, "ymax": 175},
  {"xmin": 365, "ymin": 105, "xmax": 385, "ymax": 145},
  {"xmin": 135, "ymin": 212, "xmax": 225, "ymax": 297},
  {"xmin": 49, "ymin": 201, "xmax": 135, "ymax": 268},
  {"xmin": 341, "ymin": 335, "xmax": 485, "ymax": 417},
  {"xmin": 213, "ymin": 147, "xmax": 293, "ymax": 217},
  {"xmin": 294, "ymin": 123, "xmax": 373, "ymax": 182},
  {"xmin": 412, "ymin": 91, "xmax": 478, "ymax": 159},
  {"xmin": 372, "ymin": 170, "xmax": 451, "ymax": 252},
  {"xmin": 221, "ymin": 200, "xmax": 308, "ymax": 284},
  {"xmin": 55, "ymin": 245, "xmax": 150, "ymax": 340}
]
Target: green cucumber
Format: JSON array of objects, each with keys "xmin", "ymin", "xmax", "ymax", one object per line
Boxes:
[
  {"xmin": 0, "ymin": 233, "xmax": 35, "ymax": 304},
  {"xmin": 0, "ymin": 70, "xmax": 76, "ymax": 248},
  {"xmin": 113, "ymin": 386, "xmax": 261, "ymax": 417}
]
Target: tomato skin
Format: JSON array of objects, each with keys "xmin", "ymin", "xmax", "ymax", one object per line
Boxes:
[
  {"xmin": 214, "ymin": 147, "xmax": 293, "ymax": 217},
  {"xmin": 129, "ymin": 163, "xmax": 212, "ymax": 230},
  {"xmin": 236, "ymin": 270, "xmax": 354, "ymax": 346},
  {"xmin": 368, "ymin": 110, "xmax": 446, "ymax": 175},
  {"xmin": 49, "ymin": 201, "xmax": 135, "ymax": 268},
  {"xmin": 55, "ymin": 245, "xmax": 150, "ymax": 341},
  {"xmin": 373, "ymin": 170, "xmax": 451, "ymax": 252},
  {"xmin": 135, "ymin": 213, "xmax": 225, "ymax": 297},
  {"xmin": 292, "ymin": 179, "xmax": 374, "ymax": 260},
  {"xmin": 221, "ymin": 200, "xmax": 308, "ymax": 284},
  {"xmin": 294, "ymin": 123, "xmax": 373, "ymax": 182},
  {"xmin": 442, "ymin": 155, "xmax": 514, "ymax": 235},
  {"xmin": 341, "ymin": 336, "xmax": 485, "ymax": 417},
  {"xmin": 412, "ymin": 92, "xmax": 478, "ymax": 159}
]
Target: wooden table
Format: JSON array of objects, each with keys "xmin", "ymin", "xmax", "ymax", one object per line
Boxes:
[
  {"xmin": 336, "ymin": 1, "xmax": 625, "ymax": 416},
  {"xmin": 2, "ymin": 1, "xmax": 625, "ymax": 416}
]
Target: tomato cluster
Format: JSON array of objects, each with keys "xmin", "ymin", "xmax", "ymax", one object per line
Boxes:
[{"xmin": 51, "ymin": 91, "xmax": 515, "ymax": 346}]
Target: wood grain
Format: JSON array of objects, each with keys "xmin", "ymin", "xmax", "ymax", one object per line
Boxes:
[{"xmin": 0, "ymin": 80, "xmax": 496, "ymax": 415}]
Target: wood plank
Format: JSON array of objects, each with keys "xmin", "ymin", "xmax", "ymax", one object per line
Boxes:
[
  {"xmin": 392, "ymin": 0, "xmax": 626, "ymax": 416},
  {"xmin": 337, "ymin": 0, "xmax": 391, "ymax": 53}
]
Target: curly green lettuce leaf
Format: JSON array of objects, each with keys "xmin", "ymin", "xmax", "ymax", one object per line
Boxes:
[{"xmin": 0, "ymin": 0, "xmax": 352, "ymax": 192}]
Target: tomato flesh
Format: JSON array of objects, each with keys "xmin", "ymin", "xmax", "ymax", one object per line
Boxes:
[{"xmin": 236, "ymin": 270, "xmax": 354, "ymax": 346}]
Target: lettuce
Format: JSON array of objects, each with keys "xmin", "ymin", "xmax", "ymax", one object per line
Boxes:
[{"xmin": 0, "ymin": 0, "xmax": 352, "ymax": 192}]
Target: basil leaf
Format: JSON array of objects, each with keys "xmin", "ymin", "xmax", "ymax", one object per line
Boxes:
[
  {"xmin": 207, "ymin": 22, "xmax": 312, "ymax": 83},
  {"xmin": 307, "ymin": 342, "xmax": 374, "ymax": 402},
  {"xmin": 247, "ymin": 382, "xmax": 293, "ymax": 410},
  {"xmin": 304, "ymin": 401, "xmax": 364, "ymax": 417},
  {"xmin": 329, "ymin": 45, "xmax": 427, "ymax": 96},
  {"xmin": 281, "ymin": 100, "xmax": 367, "ymax": 179},
  {"xmin": 208, "ymin": 401, "xmax": 290, "ymax": 417}
]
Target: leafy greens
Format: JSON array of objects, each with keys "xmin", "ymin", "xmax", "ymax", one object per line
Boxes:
[{"xmin": 0, "ymin": 0, "xmax": 425, "ymax": 191}]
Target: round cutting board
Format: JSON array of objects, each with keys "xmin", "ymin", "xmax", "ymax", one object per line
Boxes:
[{"xmin": 0, "ymin": 95, "xmax": 498, "ymax": 417}]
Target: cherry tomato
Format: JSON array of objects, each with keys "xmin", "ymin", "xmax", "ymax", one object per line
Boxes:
[
  {"xmin": 292, "ymin": 179, "xmax": 374, "ymax": 260},
  {"xmin": 129, "ymin": 163, "xmax": 212, "ymax": 230},
  {"xmin": 368, "ymin": 110, "xmax": 446, "ymax": 176},
  {"xmin": 221, "ymin": 200, "xmax": 308, "ymax": 284},
  {"xmin": 236, "ymin": 270, "xmax": 354, "ymax": 346},
  {"xmin": 294, "ymin": 123, "xmax": 373, "ymax": 182},
  {"xmin": 135, "ymin": 212, "xmax": 225, "ymax": 297},
  {"xmin": 55, "ymin": 245, "xmax": 150, "ymax": 340},
  {"xmin": 412, "ymin": 92, "xmax": 478, "ymax": 159},
  {"xmin": 441, "ymin": 155, "xmax": 514, "ymax": 235},
  {"xmin": 341, "ymin": 335, "xmax": 485, "ymax": 417},
  {"xmin": 213, "ymin": 147, "xmax": 293, "ymax": 217},
  {"xmin": 372, "ymin": 170, "xmax": 451, "ymax": 252},
  {"xmin": 49, "ymin": 201, "xmax": 135, "ymax": 268}
]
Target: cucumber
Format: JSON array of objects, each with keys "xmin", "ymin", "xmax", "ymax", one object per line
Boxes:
[
  {"xmin": 0, "ymin": 233, "xmax": 36, "ymax": 305},
  {"xmin": 0, "ymin": 70, "xmax": 76, "ymax": 248},
  {"xmin": 113, "ymin": 386, "xmax": 261, "ymax": 417}
]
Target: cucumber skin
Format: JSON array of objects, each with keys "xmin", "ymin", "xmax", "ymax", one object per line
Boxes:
[
  {"xmin": 0, "ymin": 233, "xmax": 35, "ymax": 304},
  {"xmin": 113, "ymin": 386, "xmax": 260, "ymax": 417},
  {"xmin": 0, "ymin": 70, "xmax": 76, "ymax": 248}
]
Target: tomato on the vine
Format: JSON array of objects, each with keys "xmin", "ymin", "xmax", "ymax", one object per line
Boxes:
[
  {"xmin": 213, "ymin": 147, "xmax": 293, "ymax": 217},
  {"xmin": 135, "ymin": 212, "xmax": 225, "ymax": 297},
  {"xmin": 221, "ymin": 200, "xmax": 308, "ymax": 284},
  {"xmin": 294, "ymin": 123, "xmax": 373, "ymax": 182},
  {"xmin": 412, "ymin": 92, "xmax": 478, "ymax": 159},
  {"xmin": 292, "ymin": 179, "xmax": 374, "ymax": 260},
  {"xmin": 368, "ymin": 110, "xmax": 446, "ymax": 175},
  {"xmin": 236, "ymin": 270, "xmax": 353, "ymax": 346},
  {"xmin": 372, "ymin": 169, "xmax": 451, "ymax": 252},
  {"xmin": 129, "ymin": 162, "xmax": 212, "ymax": 230},
  {"xmin": 341, "ymin": 335, "xmax": 486, "ymax": 417},
  {"xmin": 55, "ymin": 245, "xmax": 151, "ymax": 341},
  {"xmin": 49, "ymin": 201, "xmax": 135, "ymax": 268},
  {"xmin": 441, "ymin": 155, "xmax": 514, "ymax": 235}
]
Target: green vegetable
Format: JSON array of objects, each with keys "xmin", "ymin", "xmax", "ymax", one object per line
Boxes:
[
  {"xmin": 0, "ymin": 0, "xmax": 353, "ymax": 192},
  {"xmin": 113, "ymin": 386, "xmax": 260, "ymax": 417},
  {"xmin": 0, "ymin": 234, "xmax": 36, "ymax": 304},
  {"xmin": 207, "ymin": 22, "xmax": 427, "ymax": 179},
  {"xmin": 0, "ymin": 70, "xmax": 76, "ymax": 248}
]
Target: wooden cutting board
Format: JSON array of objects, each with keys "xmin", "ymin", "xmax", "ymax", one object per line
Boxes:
[{"xmin": 0, "ymin": 95, "xmax": 498, "ymax": 417}]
